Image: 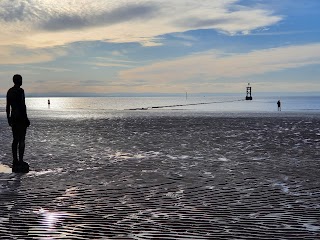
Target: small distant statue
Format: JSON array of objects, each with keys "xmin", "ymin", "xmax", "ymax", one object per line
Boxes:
[
  {"xmin": 277, "ymin": 100, "xmax": 281, "ymax": 111},
  {"xmin": 6, "ymin": 74, "xmax": 30, "ymax": 173}
]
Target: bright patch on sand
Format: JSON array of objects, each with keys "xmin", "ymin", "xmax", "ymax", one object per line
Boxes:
[
  {"xmin": 0, "ymin": 164, "xmax": 11, "ymax": 173},
  {"xmin": 29, "ymin": 168, "xmax": 64, "ymax": 176},
  {"xmin": 29, "ymin": 208, "xmax": 73, "ymax": 237},
  {"xmin": 303, "ymin": 223, "xmax": 320, "ymax": 232}
]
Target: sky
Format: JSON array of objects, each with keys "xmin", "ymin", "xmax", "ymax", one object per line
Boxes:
[{"xmin": 0, "ymin": 0, "xmax": 320, "ymax": 96}]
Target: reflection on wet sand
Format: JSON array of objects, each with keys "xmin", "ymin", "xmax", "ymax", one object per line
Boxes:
[{"xmin": 0, "ymin": 114, "xmax": 320, "ymax": 239}]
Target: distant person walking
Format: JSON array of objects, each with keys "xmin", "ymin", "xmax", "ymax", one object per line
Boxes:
[
  {"xmin": 277, "ymin": 100, "xmax": 281, "ymax": 111},
  {"xmin": 6, "ymin": 74, "xmax": 30, "ymax": 171}
]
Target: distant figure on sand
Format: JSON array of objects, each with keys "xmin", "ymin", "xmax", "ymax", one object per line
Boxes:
[
  {"xmin": 277, "ymin": 100, "xmax": 281, "ymax": 111},
  {"xmin": 48, "ymin": 99, "xmax": 50, "ymax": 105},
  {"xmin": 6, "ymin": 74, "xmax": 30, "ymax": 172}
]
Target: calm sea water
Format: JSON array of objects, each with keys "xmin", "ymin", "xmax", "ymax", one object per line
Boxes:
[{"xmin": 0, "ymin": 94, "xmax": 319, "ymax": 118}]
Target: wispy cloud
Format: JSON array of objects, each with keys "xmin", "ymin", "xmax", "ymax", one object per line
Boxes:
[
  {"xmin": 174, "ymin": 9, "xmax": 281, "ymax": 35},
  {"xmin": 0, "ymin": 46, "xmax": 66, "ymax": 65},
  {"xmin": 91, "ymin": 62, "xmax": 133, "ymax": 68},
  {"xmin": 23, "ymin": 66, "xmax": 72, "ymax": 72},
  {"xmin": 250, "ymin": 30, "xmax": 320, "ymax": 36},
  {"xmin": 93, "ymin": 57, "xmax": 136, "ymax": 63},
  {"xmin": 88, "ymin": 57, "xmax": 139, "ymax": 68},
  {"xmin": 118, "ymin": 43, "xmax": 320, "ymax": 89},
  {"xmin": 39, "ymin": 2, "xmax": 159, "ymax": 31},
  {"xmin": 0, "ymin": 0, "xmax": 282, "ymax": 50}
]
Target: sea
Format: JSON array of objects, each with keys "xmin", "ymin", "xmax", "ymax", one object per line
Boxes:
[{"xmin": 1, "ymin": 93, "xmax": 319, "ymax": 118}]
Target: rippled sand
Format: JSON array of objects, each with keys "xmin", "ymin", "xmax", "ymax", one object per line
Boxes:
[{"xmin": 1, "ymin": 113, "xmax": 320, "ymax": 239}]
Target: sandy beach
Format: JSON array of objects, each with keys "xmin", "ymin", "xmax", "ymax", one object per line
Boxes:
[{"xmin": 0, "ymin": 112, "xmax": 320, "ymax": 239}]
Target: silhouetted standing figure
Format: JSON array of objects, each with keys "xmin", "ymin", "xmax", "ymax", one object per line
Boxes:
[
  {"xmin": 6, "ymin": 74, "xmax": 30, "ymax": 172},
  {"xmin": 277, "ymin": 100, "xmax": 281, "ymax": 111}
]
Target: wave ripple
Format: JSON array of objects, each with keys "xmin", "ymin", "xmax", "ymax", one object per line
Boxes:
[{"xmin": 1, "ymin": 115, "xmax": 320, "ymax": 239}]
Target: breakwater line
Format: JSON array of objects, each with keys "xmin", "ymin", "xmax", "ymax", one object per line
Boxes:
[{"xmin": 127, "ymin": 99, "xmax": 245, "ymax": 110}]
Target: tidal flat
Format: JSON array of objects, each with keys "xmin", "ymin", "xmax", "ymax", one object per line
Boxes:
[{"xmin": 1, "ymin": 112, "xmax": 320, "ymax": 239}]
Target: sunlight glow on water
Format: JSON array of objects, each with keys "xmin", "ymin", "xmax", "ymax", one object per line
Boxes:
[
  {"xmin": 0, "ymin": 95, "xmax": 319, "ymax": 119},
  {"xmin": 24, "ymin": 96, "xmax": 320, "ymax": 111}
]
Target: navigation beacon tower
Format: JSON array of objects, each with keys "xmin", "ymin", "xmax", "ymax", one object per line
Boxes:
[{"xmin": 246, "ymin": 83, "xmax": 253, "ymax": 100}]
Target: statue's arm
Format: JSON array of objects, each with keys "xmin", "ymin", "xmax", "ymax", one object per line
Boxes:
[{"xmin": 6, "ymin": 91, "xmax": 12, "ymax": 126}]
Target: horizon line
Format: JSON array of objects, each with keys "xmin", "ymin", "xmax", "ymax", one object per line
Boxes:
[{"xmin": 1, "ymin": 91, "xmax": 320, "ymax": 98}]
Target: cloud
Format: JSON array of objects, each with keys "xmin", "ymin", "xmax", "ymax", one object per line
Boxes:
[
  {"xmin": 254, "ymin": 81, "xmax": 320, "ymax": 93},
  {"xmin": 91, "ymin": 62, "xmax": 133, "ymax": 68},
  {"xmin": 39, "ymin": 3, "xmax": 159, "ymax": 31},
  {"xmin": 0, "ymin": 46, "xmax": 66, "ymax": 65},
  {"xmin": 88, "ymin": 57, "xmax": 139, "ymax": 68},
  {"xmin": 0, "ymin": 0, "xmax": 32, "ymax": 22},
  {"xmin": 23, "ymin": 66, "xmax": 72, "ymax": 72},
  {"xmin": 174, "ymin": 9, "xmax": 281, "ymax": 35},
  {"xmin": 0, "ymin": 0, "xmax": 282, "ymax": 50},
  {"xmin": 118, "ymin": 43, "xmax": 320, "ymax": 89}
]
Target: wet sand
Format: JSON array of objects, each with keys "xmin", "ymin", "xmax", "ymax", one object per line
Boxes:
[{"xmin": 0, "ymin": 112, "xmax": 320, "ymax": 239}]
